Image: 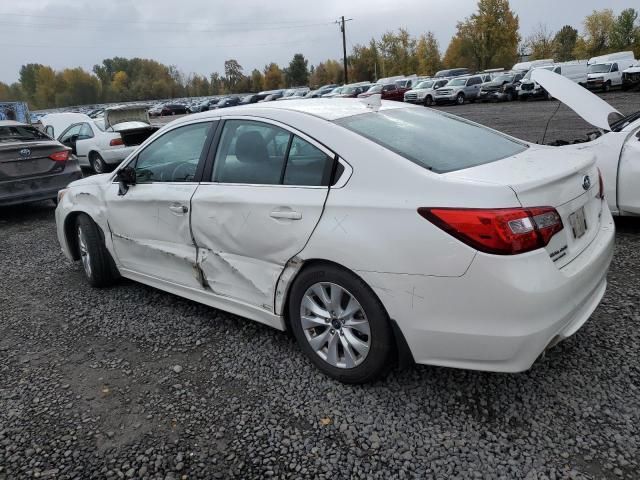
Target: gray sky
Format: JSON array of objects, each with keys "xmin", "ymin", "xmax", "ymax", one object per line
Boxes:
[{"xmin": 0, "ymin": 0, "xmax": 637, "ymax": 83}]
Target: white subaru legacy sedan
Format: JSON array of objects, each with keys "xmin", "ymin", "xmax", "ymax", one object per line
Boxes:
[{"xmin": 55, "ymin": 99, "xmax": 615, "ymax": 383}]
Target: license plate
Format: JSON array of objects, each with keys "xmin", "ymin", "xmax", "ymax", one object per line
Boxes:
[{"xmin": 569, "ymin": 207, "xmax": 587, "ymax": 239}]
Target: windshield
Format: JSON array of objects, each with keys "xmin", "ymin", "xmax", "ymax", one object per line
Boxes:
[
  {"xmin": 523, "ymin": 66, "xmax": 553, "ymax": 80},
  {"xmin": 415, "ymin": 81, "xmax": 434, "ymax": 89},
  {"xmin": 0, "ymin": 124, "xmax": 50, "ymax": 142},
  {"xmin": 589, "ymin": 64, "xmax": 611, "ymax": 74},
  {"xmin": 493, "ymin": 74, "xmax": 514, "ymax": 83},
  {"xmin": 367, "ymin": 85, "xmax": 383, "ymax": 93},
  {"xmin": 334, "ymin": 108, "xmax": 527, "ymax": 173},
  {"xmin": 447, "ymin": 78, "xmax": 467, "ymax": 87}
]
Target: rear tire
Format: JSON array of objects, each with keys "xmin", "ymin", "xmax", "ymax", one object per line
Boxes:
[
  {"xmin": 75, "ymin": 214, "xmax": 119, "ymax": 288},
  {"xmin": 89, "ymin": 153, "xmax": 109, "ymax": 174},
  {"xmin": 288, "ymin": 264, "xmax": 393, "ymax": 384}
]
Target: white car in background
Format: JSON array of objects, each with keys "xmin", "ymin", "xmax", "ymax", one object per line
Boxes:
[
  {"xmin": 41, "ymin": 105, "xmax": 158, "ymax": 173},
  {"xmin": 55, "ymin": 98, "xmax": 614, "ymax": 383},
  {"xmin": 534, "ymin": 68, "xmax": 640, "ymax": 217}
]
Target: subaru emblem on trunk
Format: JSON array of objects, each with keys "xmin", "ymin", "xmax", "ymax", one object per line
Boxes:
[
  {"xmin": 19, "ymin": 148, "xmax": 31, "ymax": 158},
  {"xmin": 582, "ymin": 175, "xmax": 591, "ymax": 191}
]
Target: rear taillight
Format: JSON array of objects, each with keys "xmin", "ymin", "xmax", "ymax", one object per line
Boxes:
[
  {"xmin": 48, "ymin": 150, "xmax": 69, "ymax": 162},
  {"xmin": 418, "ymin": 207, "xmax": 564, "ymax": 255},
  {"xmin": 110, "ymin": 137, "xmax": 124, "ymax": 146},
  {"xmin": 597, "ymin": 167, "xmax": 604, "ymax": 200}
]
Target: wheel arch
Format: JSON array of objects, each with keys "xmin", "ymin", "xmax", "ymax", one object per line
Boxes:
[
  {"xmin": 63, "ymin": 210, "xmax": 108, "ymax": 261},
  {"xmin": 279, "ymin": 257, "xmax": 414, "ymax": 368}
]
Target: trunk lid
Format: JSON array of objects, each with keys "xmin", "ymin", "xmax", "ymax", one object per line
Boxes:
[
  {"xmin": 103, "ymin": 105, "xmax": 151, "ymax": 131},
  {"xmin": 0, "ymin": 141, "xmax": 70, "ymax": 181},
  {"xmin": 446, "ymin": 145, "xmax": 603, "ymax": 268}
]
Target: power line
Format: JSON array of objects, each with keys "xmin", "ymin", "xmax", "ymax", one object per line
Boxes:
[
  {"xmin": 0, "ymin": 12, "xmax": 336, "ymax": 27},
  {"xmin": 0, "ymin": 20, "xmax": 335, "ymax": 34}
]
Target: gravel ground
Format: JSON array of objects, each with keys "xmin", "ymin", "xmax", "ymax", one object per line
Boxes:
[{"xmin": 1, "ymin": 91, "xmax": 640, "ymax": 479}]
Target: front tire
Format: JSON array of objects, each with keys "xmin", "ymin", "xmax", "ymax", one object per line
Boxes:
[
  {"xmin": 288, "ymin": 264, "xmax": 393, "ymax": 384},
  {"xmin": 75, "ymin": 214, "xmax": 119, "ymax": 288},
  {"xmin": 603, "ymin": 81, "xmax": 611, "ymax": 93},
  {"xmin": 424, "ymin": 95, "xmax": 433, "ymax": 107},
  {"xmin": 456, "ymin": 93, "xmax": 465, "ymax": 105}
]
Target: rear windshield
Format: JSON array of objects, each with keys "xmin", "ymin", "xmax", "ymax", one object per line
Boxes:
[
  {"xmin": 334, "ymin": 108, "xmax": 528, "ymax": 173},
  {"xmin": 0, "ymin": 125, "xmax": 50, "ymax": 142}
]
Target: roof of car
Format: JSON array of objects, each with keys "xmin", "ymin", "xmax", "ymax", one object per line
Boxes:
[{"xmin": 180, "ymin": 98, "xmax": 410, "ymax": 122}]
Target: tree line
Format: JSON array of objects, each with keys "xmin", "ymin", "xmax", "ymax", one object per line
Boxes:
[{"xmin": 1, "ymin": 0, "xmax": 639, "ymax": 110}]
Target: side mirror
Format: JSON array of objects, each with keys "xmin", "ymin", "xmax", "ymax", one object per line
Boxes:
[{"xmin": 116, "ymin": 166, "xmax": 136, "ymax": 196}]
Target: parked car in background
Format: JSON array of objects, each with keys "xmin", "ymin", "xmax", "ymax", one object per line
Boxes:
[
  {"xmin": 214, "ymin": 97, "xmax": 241, "ymax": 109},
  {"xmin": 395, "ymin": 77, "xmax": 426, "ymax": 90},
  {"xmin": 55, "ymin": 98, "xmax": 614, "ymax": 383},
  {"xmin": 240, "ymin": 94, "xmax": 260, "ymax": 105},
  {"xmin": 277, "ymin": 88, "xmax": 311, "ymax": 100},
  {"xmin": 403, "ymin": 79, "xmax": 449, "ymax": 106},
  {"xmin": 322, "ymin": 87, "xmax": 345, "ymax": 98},
  {"xmin": 0, "ymin": 120, "xmax": 81, "ymax": 206},
  {"xmin": 306, "ymin": 85, "xmax": 338, "ymax": 98},
  {"xmin": 518, "ymin": 65, "xmax": 560, "ymax": 100},
  {"xmin": 434, "ymin": 75, "xmax": 484, "ymax": 105},
  {"xmin": 41, "ymin": 106, "xmax": 158, "ymax": 173},
  {"xmin": 161, "ymin": 104, "xmax": 189, "ymax": 116},
  {"xmin": 434, "ymin": 68, "xmax": 470, "ymax": 79},
  {"xmin": 148, "ymin": 104, "xmax": 164, "ymax": 117},
  {"xmin": 622, "ymin": 63, "xmax": 640, "ymax": 91},
  {"xmin": 195, "ymin": 99, "xmax": 220, "ymax": 112},
  {"xmin": 336, "ymin": 84, "xmax": 374, "ymax": 98},
  {"xmin": 478, "ymin": 72, "xmax": 524, "ymax": 102},
  {"xmin": 258, "ymin": 91, "xmax": 285, "ymax": 102},
  {"xmin": 587, "ymin": 52, "xmax": 637, "ymax": 91},
  {"xmin": 358, "ymin": 83, "xmax": 404, "ymax": 101}
]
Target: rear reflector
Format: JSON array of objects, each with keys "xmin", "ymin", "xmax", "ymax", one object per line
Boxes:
[
  {"xmin": 48, "ymin": 150, "xmax": 70, "ymax": 162},
  {"xmin": 110, "ymin": 137, "xmax": 124, "ymax": 146},
  {"xmin": 418, "ymin": 207, "xmax": 564, "ymax": 255}
]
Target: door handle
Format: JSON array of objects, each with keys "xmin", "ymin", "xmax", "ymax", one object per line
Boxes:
[
  {"xmin": 270, "ymin": 210, "xmax": 302, "ymax": 220},
  {"xmin": 168, "ymin": 204, "xmax": 188, "ymax": 214}
]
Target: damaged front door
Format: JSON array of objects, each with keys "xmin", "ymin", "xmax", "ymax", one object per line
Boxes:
[
  {"xmin": 105, "ymin": 121, "xmax": 216, "ymax": 288},
  {"xmin": 190, "ymin": 119, "xmax": 335, "ymax": 312},
  {"xmin": 618, "ymin": 128, "xmax": 640, "ymax": 215}
]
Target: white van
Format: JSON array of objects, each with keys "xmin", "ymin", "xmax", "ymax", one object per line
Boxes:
[
  {"xmin": 557, "ymin": 60, "xmax": 588, "ymax": 86},
  {"xmin": 587, "ymin": 51, "xmax": 637, "ymax": 91},
  {"xmin": 512, "ymin": 59, "xmax": 554, "ymax": 73}
]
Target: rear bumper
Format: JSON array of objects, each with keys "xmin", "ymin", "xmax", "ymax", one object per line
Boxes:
[
  {"xmin": 100, "ymin": 146, "xmax": 136, "ymax": 165},
  {"xmin": 358, "ymin": 207, "xmax": 615, "ymax": 373},
  {"xmin": 0, "ymin": 162, "xmax": 82, "ymax": 206}
]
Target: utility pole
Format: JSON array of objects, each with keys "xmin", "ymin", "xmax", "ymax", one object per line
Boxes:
[{"xmin": 336, "ymin": 16, "xmax": 353, "ymax": 85}]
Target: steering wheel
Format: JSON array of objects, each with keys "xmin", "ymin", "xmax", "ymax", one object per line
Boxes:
[{"xmin": 170, "ymin": 162, "xmax": 195, "ymax": 182}]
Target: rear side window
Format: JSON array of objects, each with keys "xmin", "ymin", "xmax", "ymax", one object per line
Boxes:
[
  {"xmin": 212, "ymin": 120, "xmax": 333, "ymax": 186},
  {"xmin": 334, "ymin": 108, "xmax": 528, "ymax": 173}
]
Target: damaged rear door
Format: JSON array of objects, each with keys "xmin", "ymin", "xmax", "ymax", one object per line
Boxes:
[
  {"xmin": 190, "ymin": 118, "xmax": 335, "ymax": 312},
  {"xmin": 105, "ymin": 120, "xmax": 216, "ymax": 288}
]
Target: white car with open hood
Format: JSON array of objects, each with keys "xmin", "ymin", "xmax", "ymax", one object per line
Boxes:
[
  {"xmin": 41, "ymin": 105, "xmax": 158, "ymax": 173},
  {"xmin": 55, "ymin": 98, "xmax": 614, "ymax": 383},
  {"xmin": 533, "ymin": 68, "xmax": 640, "ymax": 217}
]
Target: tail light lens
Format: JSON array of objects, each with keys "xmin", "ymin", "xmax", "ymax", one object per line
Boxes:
[
  {"xmin": 418, "ymin": 207, "xmax": 564, "ymax": 255},
  {"xmin": 110, "ymin": 137, "xmax": 124, "ymax": 146},
  {"xmin": 48, "ymin": 150, "xmax": 70, "ymax": 162},
  {"xmin": 597, "ymin": 167, "xmax": 604, "ymax": 200}
]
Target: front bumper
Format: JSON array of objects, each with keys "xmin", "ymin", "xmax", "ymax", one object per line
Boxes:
[
  {"xmin": 0, "ymin": 162, "xmax": 82, "ymax": 207},
  {"xmin": 358, "ymin": 207, "xmax": 615, "ymax": 372},
  {"xmin": 434, "ymin": 94, "xmax": 458, "ymax": 104},
  {"xmin": 479, "ymin": 90, "xmax": 508, "ymax": 101},
  {"xmin": 100, "ymin": 146, "xmax": 137, "ymax": 165}
]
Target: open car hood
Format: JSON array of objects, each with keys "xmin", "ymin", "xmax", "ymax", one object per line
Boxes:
[
  {"xmin": 104, "ymin": 105, "xmax": 150, "ymax": 130},
  {"xmin": 531, "ymin": 69, "xmax": 623, "ymax": 131}
]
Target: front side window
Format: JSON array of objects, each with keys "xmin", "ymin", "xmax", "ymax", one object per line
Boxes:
[
  {"xmin": 212, "ymin": 120, "xmax": 333, "ymax": 186},
  {"xmin": 59, "ymin": 124, "xmax": 82, "ymax": 143},
  {"xmin": 611, "ymin": 63, "xmax": 619, "ymax": 72},
  {"xmin": 334, "ymin": 108, "xmax": 528, "ymax": 173},
  {"xmin": 134, "ymin": 121, "xmax": 213, "ymax": 183},
  {"xmin": 78, "ymin": 123, "xmax": 94, "ymax": 139}
]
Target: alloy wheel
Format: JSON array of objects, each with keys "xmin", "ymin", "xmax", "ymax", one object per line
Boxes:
[
  {"xmin": 300, "ymin": 282, "xmax": 371, "ymax": 369},
  {"xmin": 77, "ymin": 227, "xmax": 92, "ymax": 278}
]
